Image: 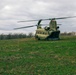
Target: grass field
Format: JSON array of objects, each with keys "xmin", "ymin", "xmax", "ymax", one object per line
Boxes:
[{"xmin": 0, "ymin": 36, "xmax": 76, "ymax": 75}]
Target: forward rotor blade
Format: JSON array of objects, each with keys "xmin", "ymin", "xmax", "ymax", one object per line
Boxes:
[
  {"xmin": 14, "ymin": 24, "xmax": 49, "ymax": 30},
  {"xmin": 14, "ymin": 23, "xmax": 62, "ymax": 30},
  {"xmin": 14, "ymin": 25, "xmax": 37, "ymax": 30}
]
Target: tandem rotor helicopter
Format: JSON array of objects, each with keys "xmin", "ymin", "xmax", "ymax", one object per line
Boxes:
[{"xmin": 14, "ymin": 16, "xmax": 76, "ymax": 40}]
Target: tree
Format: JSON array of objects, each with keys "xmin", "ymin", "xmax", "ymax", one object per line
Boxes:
[{"xmin": 28, "ymin": 33, "xmax": 33, "ymax": 38}]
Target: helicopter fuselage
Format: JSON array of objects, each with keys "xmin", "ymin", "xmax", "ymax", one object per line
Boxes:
[{"xmin": 35, "ymin": 28, "xmax": 60, "ymax": 40}]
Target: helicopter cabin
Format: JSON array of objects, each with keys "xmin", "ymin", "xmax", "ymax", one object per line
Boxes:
[
  {"xmin": 35, "ymin": 28, "xmax": 49, "ymax": 40},
  {"xmin": 35, "ymin": 27, "xmax": 60, "ymax": 40}
]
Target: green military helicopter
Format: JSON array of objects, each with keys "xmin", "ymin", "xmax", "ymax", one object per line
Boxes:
[{"xmin": 14, "ymin": 16, "xmax": 76, "ymax": 40}]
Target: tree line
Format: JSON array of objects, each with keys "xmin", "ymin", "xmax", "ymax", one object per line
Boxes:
[
  {"xmin": 60, "ymin": 32, "xmax": 76, "ymax": 36},
  {"xmin": 0, "ymin": 33, "xmax": 34, "ymax": 40}
]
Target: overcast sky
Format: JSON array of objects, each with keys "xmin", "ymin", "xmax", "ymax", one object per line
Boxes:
[{"xmin": 0, "ymin": 0, "xmax": 76, "ymax": 34}]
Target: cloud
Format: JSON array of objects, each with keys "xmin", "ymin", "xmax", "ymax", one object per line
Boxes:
[{"xmin": 0, "ymin": 0, "xmax": 76, "ymax": 34}]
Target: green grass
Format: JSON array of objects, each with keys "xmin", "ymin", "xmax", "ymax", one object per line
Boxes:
[{"xmin": 0, "ymin": 36, "xmax": 76, "ymax": 75}]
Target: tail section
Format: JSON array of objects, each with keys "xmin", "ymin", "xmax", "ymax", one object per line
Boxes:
[{"xmin": 49, "ymin": 19, "xmax": 57, "ymax": 31}]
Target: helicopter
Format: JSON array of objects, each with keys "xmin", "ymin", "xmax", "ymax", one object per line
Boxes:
[{"xmin": 14, "ymin": 16, "xmax": 76, "ymax": 40}]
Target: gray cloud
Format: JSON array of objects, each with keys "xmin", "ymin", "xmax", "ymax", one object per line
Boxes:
[{"xmin": 0, "ymin": 0, "xmax": 76, "ymax": 34}]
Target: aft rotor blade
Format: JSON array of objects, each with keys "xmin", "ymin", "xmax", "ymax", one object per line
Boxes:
[
  {"xmin": 55, "ymin": 16, "xmax": 76, "ymax": 20},
  {"xmin": 18, "ymin": 19, "xmax": 50, "ymax": 22},
  {"xmin": 18, "ymin": 20, "xmax": 39, "ymax": 22},
  {"xmin": 18, "ymin": 16, "xmax": 76, "ymax": 22},
  {"xmin": 44, "ymin": 16, "xmax": 76, "ymax": 20}
]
